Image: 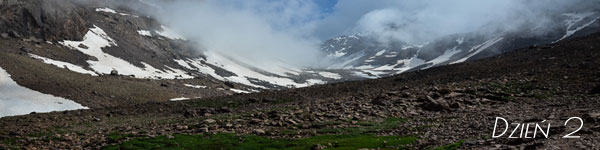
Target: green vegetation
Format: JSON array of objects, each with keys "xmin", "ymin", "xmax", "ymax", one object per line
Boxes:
[
  {"xmin": 103, "ymin": 133, "xmax": 416, "ymax": 150},
  {"xmin": 433, "ymin": 140, "xmax": 464, "ymax": 150},
  {"xmin": 318, "ymin": 117, "xmax": 407, "ymax": 134},
  {"xmin": 108, "ymin": 132, "xmax": 136, "ymax": 142}
]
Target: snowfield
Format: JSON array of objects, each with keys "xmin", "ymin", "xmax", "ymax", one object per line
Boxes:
[
  {"xmin": 0, "ymin": 67, "xmax": 88, "ymax": 118},
  {"xmin": 175, "ymin": 51, "xmax": 326, "ymax": 88},
  {"xmin": 60, "ymin": 25, "xmax": 193, "ymax": 79}
]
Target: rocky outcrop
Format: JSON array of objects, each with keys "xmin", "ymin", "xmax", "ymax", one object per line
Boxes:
[{"xmin": 0, "ymin": 0, "xmax": 90, "ymax": 41}]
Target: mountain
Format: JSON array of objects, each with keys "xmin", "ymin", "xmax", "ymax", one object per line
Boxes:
[
  {"xmin": 322, "ymin": 10, "xmax": 600, "ymax": 78},
  {"xmin": 2, "ymin": 27, "xmax": 600, "ymax": 149}
]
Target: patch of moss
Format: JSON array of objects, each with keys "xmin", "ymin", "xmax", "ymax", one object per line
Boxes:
[
  {"xmin": 318, "ymin": 117, "xmax": 407, "ymax": 134},
  {"xmin": 103, "ymin": 133, "xmax": 416, "ymax": 150},
  {"xmin": 433, "ymin": 140, "xmax": 464, "ymax": 150},
  {"xmin": 108, "ymin": 132, "xmax": 136, "ymax": 142}
]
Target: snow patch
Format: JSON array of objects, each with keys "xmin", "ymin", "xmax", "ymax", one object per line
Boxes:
[
  {"xmin": 170, "ymin": 97, "xmax": 190, "ymax": 101},
  {"xmin": 317, "ymin": 72, "xmax": 342, "ymax": 80},
  {"xmin": 29, "ymin": 54, "xmax": 98, "ymax": 76},
  {"xmin": 137, "ymin": 30, "xmax": 152, "ymax": 36},
  {"xmin": 95, "ymin": 7, "xmax": 139, "ymax": 17},
  {"xmin": 60, "ymin": 25, "xmax": 193, "ymax": 79},
  {"xmin": 184, "ymin": 84, "xmax": 207, "ymax": 89},
  {"xmin": 424, "ymin": 47, "xmax": 461, "ymax": 69},
  {"xmin": 0, "ymin": 67, "xmax": 88, "ymax": 118},
  {"xmin": 230, "ymin": 88, "xmax": 251, "ymax": 94},
  {"xmin": 374, "ymin": 49, "xmax": 386, "ymax": 57},
  {"xmin": 452, "ymin": 36, "xmax": 504, "ymax": 64}
]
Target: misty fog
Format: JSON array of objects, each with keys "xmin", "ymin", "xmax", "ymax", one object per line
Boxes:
[{"xmin": 131, "ymin": 0, "xmax": 597, "ymax": 69}]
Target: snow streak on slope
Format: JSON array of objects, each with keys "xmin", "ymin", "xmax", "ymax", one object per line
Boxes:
[
  {"xmin": 451, "ymin": 36, "xmax": 504, "ymax": 64},
  {"xmin": 175, "ymin": 51, "xmax": 325, "ymax": 88},
  {"xmin": 170, "ymin": 97, "xmax": 190, "ymax": 101},
  {"xmin": 317, "ymin": 71, "xmax": 342, "ymax": 80},
  {"xmin": 29, "ymin": 54, "xmax": 99, "ymax": 76},
  {"xmin": 423, "ymin": 47, "xmax": 461, "ymax": 69},
  {"xmin": 184, "ymin": 84, "xmax": 207, "ymax": 89},
  {"xmin": 0, "ymin": 67, "xmax": 88, "ymax": 118},
  {"xmin": 555, "ymin": 12, "xmax": 600, "ymax": 42},
  {"xmin": 95, "ymin": 7, "xmax": 138, "ymax": 17},
  {"xmin": 61, "ymin": 25, "xmax": 193, "ymax": 79}
]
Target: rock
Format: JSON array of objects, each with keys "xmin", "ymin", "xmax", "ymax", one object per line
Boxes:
[
  {"xmin": 20, "ymin": 47, "xmax": 32, "ymax": 53},
  {"xmin": 421, "ymin": 96, "xmax": 450, "ymax": 111},
  {"xmin": 253, "ymin": 129, "xmax": 266, "ymax": 135},
  {"xmin": 78, "ymin": 43, "xmax": 89, "ymax": 49},
  {"xmin": 218, "ymin": 107, "xmax": 232, "ymax": 113},
  {"xmin": 248, "ymin": 98, "xmax": 260, "ymax": 103},
  {"xmin": 176, "ymin": 125, "xmax": 188, "ymax": 130},
  {"xmin": 312, "ymin": 144, "xmax": 326, "ymax": 150},
  {"xmin": 204, "ymin": 119, "xmax": 216, "ymax": 124},
  {"xmin": 591, "ymin": 85, "xmax": 600, "ymax": 94},
  {"xmin": 160, "ymin": 83, "xmax": 169, "ymax": 87},
  {"xmin": 224, "ymin": 81, "xmax": 235, "ymax": 88},
  {"xmin": 167, "ymin": 135, "xmax": 175, "ymax": 139},
  {"xmin": 438, "ymin": 88, "xmax": 452, "ymax": 95},
  {"xmin": 184, "ymin": 110, "xmax": 197, "ymax": 118},
  {"xmin": 10, "ymin": 31, "xmax": 21, "ymax": 38},
  {"xmin": 371, "ymin": 96, "xmax": 390, "ymax": 106},
  {"xmin": 0, "ymin": 33, "xmax": 8, "ymax": 38},
  {"xmin": 261, "ymin": 98, "xmax": 276, "ymax": 103},
  {"xmin": 110, "ymin": 69, "xmax": 119, "ymax": 76},
  {"xmin": 198, "ymin": 127, "xmax": 209, "ymax": 133},
  {"xmin": 583, "ymin": 113, "xmax": 600, "ymax": 123}
]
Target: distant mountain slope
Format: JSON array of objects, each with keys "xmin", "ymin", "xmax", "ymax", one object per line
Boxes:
[{"xmin": 322, "ymin": 11, "xmax": 600, "ymax": 78}]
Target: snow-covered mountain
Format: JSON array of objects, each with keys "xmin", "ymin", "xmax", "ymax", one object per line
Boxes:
[{"xmin": 322, "ymin": 11, "xmax": 600, "ymax": 78}]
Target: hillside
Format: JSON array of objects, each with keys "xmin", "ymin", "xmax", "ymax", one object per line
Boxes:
[{"xmin": 1, "ymin": 31, "xmax": 599, "ymax": 149}]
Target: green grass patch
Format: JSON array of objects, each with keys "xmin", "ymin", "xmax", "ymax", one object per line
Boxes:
[
  {"xmin": 103, "ymin": 133, "xmax": 416, "ymax": 150},
  {"xmin": 318, "ymin": 117, "xmax": 407, "ymax": 134},
  {"xmin": 108, "ymin": 132, "xmax": 136, "ymax": 142},
  {"xmin": 433, "ymin": 140, "xmax": 464, "ymax": 150}
]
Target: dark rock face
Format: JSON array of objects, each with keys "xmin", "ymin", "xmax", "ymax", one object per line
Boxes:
[{"xmin": 0, "ymin": 0, "xmax": 90, "ymax": 41}]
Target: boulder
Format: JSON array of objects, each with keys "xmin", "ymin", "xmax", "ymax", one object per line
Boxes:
[
  {"xmin": 252, "ymin": 129, "xmax": 266, "ymax": 135},
  {"xmin": 110, "ymin": 69, "xmax": 119, "ymax": 76},
  {"xmin": 421, "ymin": 96, "xmax": 450, "ymax": 111},
  {"xmin": 0, "ymin": 33, "xmax": 8, "ymax": 38}
]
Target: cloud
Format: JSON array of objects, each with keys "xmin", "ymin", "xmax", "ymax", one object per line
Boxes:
[
  {"xmin": 132, "ymin": 0, "xmax": 597, "ymax": 69},
  {"xmin": 314, "ymin": 0, "xmax": 598, "ymax": 43},
  {"xmin": 144, "ymin": 0, "xmax": 329, "ymax": 69}
]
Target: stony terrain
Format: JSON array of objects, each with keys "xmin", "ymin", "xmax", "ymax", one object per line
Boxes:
[{"xmin": 1, "ymin": 31, "xmax": 599, "ymax": 149}]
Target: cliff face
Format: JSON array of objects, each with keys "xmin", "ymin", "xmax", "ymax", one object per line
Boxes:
[{"xmin": 0, "ymin": 0, "xmax": 90, "ymax": 41}]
